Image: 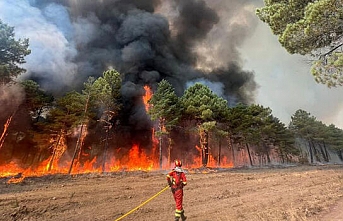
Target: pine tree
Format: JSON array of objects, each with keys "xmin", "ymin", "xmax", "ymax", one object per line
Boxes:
[
  {"xmin": 0, "ymin": 20, "xmax": 30, "ymax": 84},
  {"xmin": 148, "ymin": 79, "xmax": 181, "ymax": 168},
  {"xmin": 180, "ymin": 83, "xmax": 228, "ymax": 167},
  {"xmin": 256, "ymin": 0, "xmax": 343, "ymax": 87}
]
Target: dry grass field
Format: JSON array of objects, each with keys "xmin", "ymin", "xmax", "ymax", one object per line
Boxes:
[{"xmin": 1, "ymin": 165, "xmax": 343, "ymax": 221}]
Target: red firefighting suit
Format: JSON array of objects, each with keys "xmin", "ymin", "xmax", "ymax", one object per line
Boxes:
[{"xmin": 167, "ymin": 167, "xmax": 187, "ymax": 220}]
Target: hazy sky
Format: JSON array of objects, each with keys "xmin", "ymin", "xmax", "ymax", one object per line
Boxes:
[{"xmin": 240, "ymin": 9, "xmax": 343, "ymax": 129}]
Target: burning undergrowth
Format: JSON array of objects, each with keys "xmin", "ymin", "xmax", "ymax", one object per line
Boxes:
[{"xmin": 0, "ymin": 165, "xmax": 233, "ymax": 186}]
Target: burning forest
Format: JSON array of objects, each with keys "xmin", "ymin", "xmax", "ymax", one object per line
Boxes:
[{"xmin": 1, "ymin": 0, "xmax": 342, "ymax": 183}]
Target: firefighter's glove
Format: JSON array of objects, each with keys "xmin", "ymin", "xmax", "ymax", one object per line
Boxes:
[{"xmin": 168, "ymin": 180, "xmax": 172, "ymax": 187}]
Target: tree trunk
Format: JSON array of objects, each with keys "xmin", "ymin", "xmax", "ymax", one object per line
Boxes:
[
  {"xmin": 310, "ymin": 139, "xmax": 320, "ymax": 162},
  {"xmin": 266, "ymin": 151, "xmax": 271, "ymax": 164},
  {"xmin": 0, "ymin": 114, "xmax": 13, "ymax": 150},
  {"xmin": 338, "ymin": 150, "xmax": 343, "ymax": 161},
  {"xmin": 199, "ymin": 129, "xmax": 209, "ymax": 167},
  {"xmin": 35, "ymin": 107, "xmax": 43, "ymax": 123},
  {"xmin": 218, "ymin": 139, "xmax": 222, "ymax": 167},
  {"xmin": 263, "ymin": 143, "xmax": 271, "ymax": 164},
  {"xmin": 167, "ymin": 137, "xmax": 172, "ymax": 168},
  {"xmin": 48, "ymin": 133, "xmax": 63, "ymax": 171},
  {"xmin": 245, "ymin": 141, "xmax": 253, "ymax": 167},
  {"xmin": 318, "ymin": 142, "xmax": 328, "ymax": 162},
  {"xmin": 69, "ymin": 123, "xmax": 85, "ymax": 174},
  {"xmin": 229, "ymin": 137, "xmax": 235, "ymax": 167},
  {"xmin": 279, "ymin": 148, "xmax": 285, "ymax": 164},
  {"xmin": 258, "ymin": 155, "xmax": 263, "ymax": 166},
  {"xmin": 307, "ymin": 139, "xmax": 314, "ymax": 164},
  {"xmin": 322, "ymin": 141, "xmax": 330, "ymax": 162},
  {"xmin": 102, "ymin": 128, "xmax": 110, "ymax": 173},
  {"xmin": 158, "ymin": 118, "xmax": 163, "ymax": 170},
  {"xmin": 159, "ymin": 136, "xmax": 162, "ymax": 169},
  {"xmin": 69, "ymin": 94, "xmax": 90, "ymax": 174}
]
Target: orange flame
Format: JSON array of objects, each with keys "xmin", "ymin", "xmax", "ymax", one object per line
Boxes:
[
  {"xmin": 0, "ymin": 86, "xmax": 236, "ymax": 183},
  {"xmin": 47, "ymin": 135, "xmax": 67, "ymax": 171},
  {"xmin": 143, "ymin": 85, "xmax": 152, "ymax": 112},
  {"xmin": 0, "ymin": 115, "xmax": 13, "ymax": 149},
  {"xmin": 185, "ymin": 145, "xmax": 234, "ymax": 169},
  {"xmin": 1, "ymin": 142, "xmax": 235, "ymax": 183},
  {"xmin": 0, "ymin": 143, "xmax": 160, "ymax": 183},
  {"xmin": 126, "ymin": 144, "xmax": 156, "ymax": 171},
  {"xmin": 7, "ymin": 174, "xmax": 25, "ymax": 184}
]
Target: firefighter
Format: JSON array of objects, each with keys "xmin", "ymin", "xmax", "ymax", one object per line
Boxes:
[{"xmin": 167, "ymin": 159, "xmax": 187, "ymax": 221}]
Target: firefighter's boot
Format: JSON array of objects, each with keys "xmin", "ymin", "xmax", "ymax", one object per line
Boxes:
[
  {"xmin": 174, "ymin": 217, "xmax": 180, "ymax": 221},
  {"xmin": 181, "ymin": 211, "xmax": 187, "ymax": 221}
]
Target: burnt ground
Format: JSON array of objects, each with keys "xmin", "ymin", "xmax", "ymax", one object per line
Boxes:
[{"xmin": 1, "ymin": 165, "xmax": 343, "ymax": 221}]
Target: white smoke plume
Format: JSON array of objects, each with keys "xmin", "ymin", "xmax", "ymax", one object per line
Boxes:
[
  {"xmin": 0, "ymin": 0, "xmax": 78, "ymax": 92},
  {"xmin": 0, "ymin": 84, "xmax": 25, "ymax": 119}
]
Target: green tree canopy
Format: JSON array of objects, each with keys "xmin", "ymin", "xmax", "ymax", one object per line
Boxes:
[
  {"xmin": 226, "ymin": 103, "xmax": 298, "ymax": 164},
  {"xmin": 45, "ymin": 91, "xmax": 86, "ymax": 134},
  {"xmin": 180, "ymin": 83, "xmax": 228, "ymax": 122},
  {"xmin": 268, "ymin": 116, "xmax": 299, "ymax": 162},
  {"xmin": 20, "ymin": 80, "xmax": 53, "ymax": 122},
  {"xmin": 180, "ymin": 83, "xmax": 228, "ymax": 166},
  {"xmin": 0, "ymin": 19, "xmax": 31, "ymax": 85},
  {"xmin": 148, "ymin": 80, "xmax": 181, "ymax": 168},
  {"xmin": 288, "ymin": 109, "xmax": 339, "ymax": 163},
  {"xmin": 289, "ymin": 109, "xmax": 317, "ymax": 139},
  {"xmin": 148, "ymin": 79, "xmax": 181, "ymax": 130},
  {"xmin": 90, "ymin": 69, "xmax": 122, "ymax": 118},
  {"xmin": 326, "ymin": 124, "xmax": 343, "ymax": 153},
  {"xmin": 41, "ymin": 91, "xmax": 87, "ymax": 171},
  {"xmin": 256, "ymin": 0, "xmax": 343, "ymax": 87}
]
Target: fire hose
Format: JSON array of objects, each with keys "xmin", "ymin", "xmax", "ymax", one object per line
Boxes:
[{"xmin": 114, "ymin": 185, "xmax": 170, "ymax": 221}]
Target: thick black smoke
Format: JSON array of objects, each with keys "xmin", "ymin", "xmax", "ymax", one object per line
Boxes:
[{"xmin": 1, "ymin": 0, "xmax": 257, "ymax": 140}]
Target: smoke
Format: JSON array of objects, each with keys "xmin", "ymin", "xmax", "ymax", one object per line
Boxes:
[
  {"xmin": 239, "ymin": 1, "xmax": 343, "ymax": 129},
  {"xmin": 0, "ymin": 0, "xmax": 78, "ymax": 92},
  {"xmin": 0, "ymin": 0, "xmax": 258, "ymax": 134},
  {"xmin": 0, "ymin": 85, "xmax": 25, "ymax": 121}
]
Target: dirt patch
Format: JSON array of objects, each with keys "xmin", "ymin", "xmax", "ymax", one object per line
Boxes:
[
  {"xmin": 314, "ymin": 198, "xmax": 343, "ymax": 221},
  {"xmin": 1, "ymin": 165, "xmax": 343, "ymax": 221}
]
